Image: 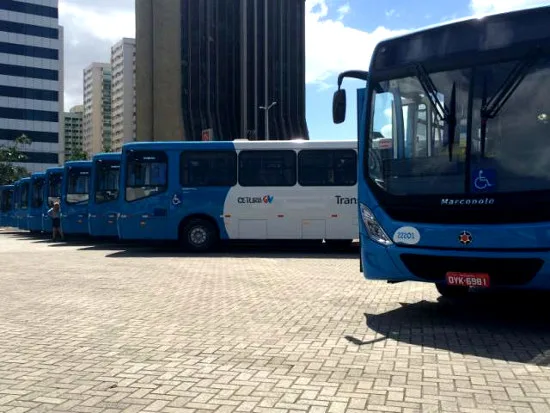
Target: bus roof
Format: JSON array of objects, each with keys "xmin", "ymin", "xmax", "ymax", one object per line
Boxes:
[
  {"xmin": 64, "ymin": 160, "xmax": 92, "ymax": 168},
  {"xmin": 31, "ymin": 172, "xmax": 45, "ymax": 178},
  {"xmin": 122, "ymin": 140, "xmax": 357, "ymax": 152},
  {"xmin": 92, "ymin": 152, "xmax": 121, "ymax": 161},
  {"xmin": 45, "ymin": 166, "xmax": 64, "ymax": 174}
]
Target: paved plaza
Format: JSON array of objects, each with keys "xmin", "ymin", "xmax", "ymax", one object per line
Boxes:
[{"xmin": 1, "ymin": 230, "xmax": 550, "ymax": 413}]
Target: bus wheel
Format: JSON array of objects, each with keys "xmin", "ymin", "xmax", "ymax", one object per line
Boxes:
[
  {"xmin": 435, "ymin": 283, "xmax": 469, "ymax": 298},
  {"xmin": 180, "ymin": 219, "xmax": 218, "ymax": 252}
]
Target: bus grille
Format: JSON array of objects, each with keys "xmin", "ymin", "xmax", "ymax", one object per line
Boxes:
[{"xmin": 400, "ymin": 254, "xmax": 544, "ymax": 286}]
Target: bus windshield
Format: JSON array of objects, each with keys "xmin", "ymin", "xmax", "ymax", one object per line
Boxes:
[
  {"xmin": 125, "ymin": 151, "xmax": 168, "ymax": 202},
  {"xmin": 95, "ymin": 161, "xmax": 120, "ymax": 204},
  {"xmin": 31, "ymin": 178, "xmax": 44, "ymax": 209},
  {"xmin": 1, "ymin": 190, "xmax": 13, "ymax": 212},
  {"xmin": 66, "ymin": 168, "xmax": 90, "ymax": 204},
  {"xmin": 368, "ymin": 54, "xmax": 550, "ymax": 196},
  {"xmin": 47, "ymin": 173, "xmax": 62, "ymax": 207},
  {"xmin": 20, "ymin": 182, "xmax": 29, "ymax": 209}
]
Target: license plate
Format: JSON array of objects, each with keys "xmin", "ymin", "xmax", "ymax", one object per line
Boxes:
[{"xmin": 446, "ymin": 272, "xmax": 490, "ymax": 288}]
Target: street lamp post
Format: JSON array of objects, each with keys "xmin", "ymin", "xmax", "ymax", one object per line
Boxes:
[{"xmin": 259, "ymin": 101, "xmax": 277, "ymax": 140}]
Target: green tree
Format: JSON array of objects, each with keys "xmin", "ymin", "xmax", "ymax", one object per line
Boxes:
[
  {"xmin": 0, "ymin": 134, "xmax": 32, "ymax": 185},
  {"xmin": 67, "ymin": 148, "xmax": 88, "ymax": 161}
]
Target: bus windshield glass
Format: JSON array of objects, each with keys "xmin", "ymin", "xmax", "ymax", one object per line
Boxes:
[
  {"xmin": 20, "ymin": 183, "xmax": 29, "ymax": 209},
  {"xmin": 67, "ymin": 168, "xmax": 90, "ymax": 204},
  {"xmin": 31, "ymin": 178, "xmax": 44, "ymax": 209},
  {"xmin": 1, "ymin": 190, "xmax": 13, "ymax": 212},
  {"xmin": 48, "ymin": 173, "xmax": 62, "ymax": 207},
  {"xmin": 95, "ymin": 161, "xmax": 120, "ymax": 204},
  {"xmin": 125, "ymin": 151, "xmax": 168, "ymax": 202},
  {"xmin": 368, "ymin": 54, "xmax": 550, "ymax": 196}
]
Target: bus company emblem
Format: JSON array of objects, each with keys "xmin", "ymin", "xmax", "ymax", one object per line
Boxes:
[
  {"xmin": 237, "ymin": 195, "xmax": 274, "ymax": 204},
  {"xmin": 458, "ymin": 231, "xmax": 473, "ymax": 245}
]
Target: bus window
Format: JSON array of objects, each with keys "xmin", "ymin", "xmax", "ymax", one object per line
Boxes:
[
  {"xmin": 95, "ymin": 162, "xmax": 120, "ymax": 204},
  {"xmin": 48, "ymin": 174, "xmax": 62, "ymax": 207},
  {"xmin": 20, "ymin": 183, "xmax": 29, "ymax": 210},
  {"xmin": 180, "ymin": 151, "xmax": 237, "ymax": 187},
  {"xmin": 67, "ymin": 169, "xmax": 90, "ymax": 204},
  {"xmin": 1, "ymin": 190, "xmax": 12, "ymax": 212},
  {"xmin": 238, "ymin": 150, "xmax": 296, "ymax": 187},
  {"xmin": 125, "ymin": 151, "xmax": 168, "ymax": 202},
  {"xmin": 298, "ymin": 149, "xmax": 357, "ymax": 186},
  {"xmin": 31, "ymin": 178, "xmax": 44, "ymax": 209}
]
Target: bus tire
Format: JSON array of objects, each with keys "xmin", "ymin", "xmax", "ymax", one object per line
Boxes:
[
  {"xmin": 435, "ymin": 283, "xmax": 469, "ymax": 298},
  {"xmin": 180, "ymin": 218, "xmax": 218, "ymax": 252}
]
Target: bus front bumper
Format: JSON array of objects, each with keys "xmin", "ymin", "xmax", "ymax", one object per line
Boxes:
[{"xmin": 361, "ymin": 235, "xmax": 550, "ymax": 290}]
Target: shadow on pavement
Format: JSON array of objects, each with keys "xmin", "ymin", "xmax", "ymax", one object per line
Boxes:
[
  {"xmin": 353, "ymin": 290, "xmax": 550, "ymax": 365},
  {"xmin": 103, "ymin": 241, "xmax": 359, "ymax": 260}
]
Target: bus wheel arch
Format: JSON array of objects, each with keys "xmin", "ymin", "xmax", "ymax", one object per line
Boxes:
[{"xmin": 178, "ymin": 214, "xmax": 220, "ymax": 252}]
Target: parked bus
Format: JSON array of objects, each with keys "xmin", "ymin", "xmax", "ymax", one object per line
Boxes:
[
  {"xmin": 43, "ymin": 167, "xmax": 64, "ymax": 233},
  {"xmin": 17, "ymin": 177, "xmax": 31, "ymax": 230},
  {"xmin": 332, "ymin": 5, "xmax": 550, "ymax": 296},
  {"xmin": 28, "ymin": 172, "xmax": 45, "ymax": 233},
  {"xmin": 88, "ymin": 152, "xmax": 121, "ymax": 237},
  {"xmin": 0, "ymin": 185, "xmax": 15, "ymax": 228},
  {"xmin": 61, "ymin": 161, "xmax": 92, "ymax": 235},
  {"xmin": 117, "ymin": 140, "xmax": 358, "ymax": 251}
]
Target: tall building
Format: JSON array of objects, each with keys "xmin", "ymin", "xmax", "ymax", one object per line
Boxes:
[
  {"xmin": 83, "ymin": 63, "xmax": 111, "ymax": 157},
  {"xmin": 111, "ymin": 37, "xmax": 136, "ymax": 152},
  {"xmin": 63, "ymin": 105, "xmax": 83, "ymax": 160},
  {"xmin": 0, "ymin": 0, "xmax": 64, "ymax": 173},
  {"xmin": 135, "ymin": 0, "xmax": 308, "ymax": 142}
]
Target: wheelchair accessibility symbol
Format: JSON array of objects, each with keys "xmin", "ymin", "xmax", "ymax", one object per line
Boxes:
[
  {"xmin": 172, "ymin": 194, "xmax": 182, "ymax": 206},
  {"xmin": 472, "ymin": 169, "xmax": 496, "ymax": 193}
]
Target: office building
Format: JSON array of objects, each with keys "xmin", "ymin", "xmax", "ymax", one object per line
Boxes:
[
  {"xmin": 83, "ymin": 63, "xmax": 111, "ymax": 156},
  {"xmin": 135, "ymin": 0, "xmax": 308, "ymax": 142},
  {"xmin": 0, "ymin": 0, "xmax": 64, "ymax": 173},
  {"xmin": 63, "ymin": 105, "xmax": 83, "ymax": 160},
  {"xmin": 111, "ymin": 37, "xmax": 136, "ymax": 152}
]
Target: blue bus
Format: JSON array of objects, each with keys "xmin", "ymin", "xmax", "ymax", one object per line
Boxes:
[
  {"xmin": 332, "ymin": 5, "xmax": 550, "ymax": 296},
  {"xmin": 88, "ymin": 152, "xmax": 121, "ymax": 237},
  {"xmin": 61, "ymin": 161, "xmax": 92, "ymax": 235},
  {"xmin": 117, "ymin": 140, "xmax": 359, "ymax": 251},
  {"xmin": 0, "ymin": 185, "xmax": 15, "ymax": 227},
  {"xmin": 17, "ymin": 177, "xmax": 31, "ymax": 230},
  {"xmin": 43, "ymin": 167, "xmax": 64, "ymax": 233},
  {"xmin": 28, "ymin": 172, "xmax": 45, "ymax": 233}
]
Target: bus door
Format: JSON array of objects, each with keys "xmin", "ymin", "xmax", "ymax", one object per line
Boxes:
[{"xmin": 123, "ymin": 150, "xmax": 171, "ymax": 239}]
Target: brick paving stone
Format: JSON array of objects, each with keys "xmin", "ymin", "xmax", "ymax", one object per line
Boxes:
[{"xmin": 1, "ymin": 233, "xmax": 550, "ymax": 412}]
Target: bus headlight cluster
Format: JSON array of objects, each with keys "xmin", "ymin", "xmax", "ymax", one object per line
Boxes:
[{"xmin": 360, "ymin": 203, "xmax": 392, "ymax": 246}]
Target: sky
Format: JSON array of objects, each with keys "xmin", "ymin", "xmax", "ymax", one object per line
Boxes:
[{"xmin": 58, "ymin": 0, "xmax": 550, "ymax": 141}]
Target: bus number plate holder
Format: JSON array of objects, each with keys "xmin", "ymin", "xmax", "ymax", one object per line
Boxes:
[{"xmin": 445, "ymin": 272, "xmax": 490, "ymax": 288}]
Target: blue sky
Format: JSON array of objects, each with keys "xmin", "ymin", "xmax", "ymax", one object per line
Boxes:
[{"xmin": 304, "ymin": 0, "xmax": 550, "ymax": 141}]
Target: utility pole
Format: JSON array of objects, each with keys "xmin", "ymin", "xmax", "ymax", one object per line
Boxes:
[{"xmin": 259, "ymin": 101, "xmax": 277, "ymax": 140}]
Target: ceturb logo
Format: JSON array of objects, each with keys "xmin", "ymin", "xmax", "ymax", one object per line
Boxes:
[
  {"xmin": 441, "ymin": 198, "xmax": 495, "ymax": 206},
  {"xmin": 237, "ymin": 195, "xmax": 274, "ymax": 204}
]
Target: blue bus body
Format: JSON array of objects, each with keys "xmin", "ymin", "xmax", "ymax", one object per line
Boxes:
[
  {"xmin": 61, "ymin": 161, "xmax": 92, "ymax": 235},
  {"xmin": 43, "ymin": 167, "xmax": 64, "ymax": 233},
  {"xmin": 17, "ymin": 177, "xmax": 31, "ymax": 230},
  {"xmin": 0, "ymin": 185, "xmax": 15, "ymax": 227},
  {"xmin": 117, "ymin": 140, "xmax": 359, "ymax": 250},
  {"xmin": 334, "ymin": 5, "xmax": 550, "ymax": 295},
  {"xmin": 88, "ymin": 152, "xmax": 121, "ymax": 237},
  {"xmin": 28, "ymin": 172, "xmax": 46, "ymax": 232}
]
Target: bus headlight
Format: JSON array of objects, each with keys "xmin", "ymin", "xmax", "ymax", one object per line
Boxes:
[{"xmin": 360, "ymin": 203, "xmax": 392, "ymax": 246}]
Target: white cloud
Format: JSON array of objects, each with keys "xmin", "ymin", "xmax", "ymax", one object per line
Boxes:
[
  {"xmin": 385, "ymin": 9, "xmax": 396, "ymax": 17},
  {"xmin": 305, "ymin": 0, "xmax": 408, "ymax": 87},
  {"xmin": 337, "ymin": 3, "xmax": 351, "ymax": 20},
  {"xmin": 470, "ymin": 0, "xmax": 550, "ymax": 14}
]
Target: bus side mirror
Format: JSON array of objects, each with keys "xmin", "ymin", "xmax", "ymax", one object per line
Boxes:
[{"xmin": 333, "ymin": 89, "xmax": 347, "ymax": 124}]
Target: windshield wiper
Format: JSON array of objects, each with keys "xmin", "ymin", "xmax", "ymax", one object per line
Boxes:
[
  {"xmin": 415, "ymin": 64, "xmax": 457, "ymax": 161},
  {"xmin": 480, "ymin": 47, "xmax": 542, "ymax": 155}
]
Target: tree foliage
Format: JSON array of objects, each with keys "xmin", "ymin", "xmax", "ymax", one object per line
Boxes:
[
  {"xmin": 67, "ymin": 148, "xmax": 88, "ymax": 161},
  {"xmin": 0, "ymin": 134, "xmax": 31, "ymax": 185}
]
